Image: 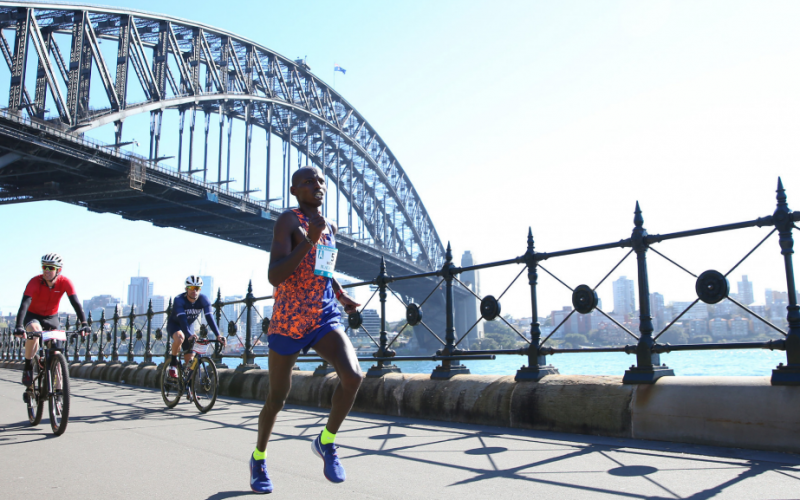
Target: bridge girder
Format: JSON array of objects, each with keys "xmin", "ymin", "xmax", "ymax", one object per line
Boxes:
[{"xmin": 0, "ymin": 2, "xmax": 445, "ymax": 270}]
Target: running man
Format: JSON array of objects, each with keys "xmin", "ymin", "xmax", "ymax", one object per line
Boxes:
[
  {"xmin": 14, "ymin": 253, "xmax": 90, "ymax": 386},
  {"xmin": 166, "ymin": 275, "xmax": 226, "ymax": 378},
  {"xmin": 250, "ymin": 166, "xmax": 362, "ymax": 494}
]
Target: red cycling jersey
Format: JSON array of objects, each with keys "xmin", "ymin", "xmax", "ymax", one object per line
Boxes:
[{"xmin": 23, "ymin": 275, "xmax": 77, "ymax": 316}]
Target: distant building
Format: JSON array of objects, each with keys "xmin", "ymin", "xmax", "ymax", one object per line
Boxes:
[
  {"xmin": 552, "ymin": 306, "xmax": 579, "ymax": 335},
  {"xmin": 222, "ymin": 295, "xmax": 244, "ymax": 334},
  {"xmin": 199, "ymin": 275, "xmax": 215, "ymax": 299},
  {"xmin": 737, "ymin": 276, "xmax": 754, "ymax": 305},
  {"xmin": 673, "ymin": 301, "xmax": 708, "ymax": 320},
  {"xmin": 650, "ymin": 292, "xmax": 665, "ymax": 330},
  {"xmin": 612, "ymin": 276, "xmax": 635, "ymax": 316},
  {"xmin": 128, "ymin": 277, "xmax": 151, "ymax": 312},
  {"xmin": 688, "ymin": 320, "xmax": 708, "ymax": 336},
  {"xmin": 151, "ymin": 295, "xmax": 168, "ymax": 330},
  {"xmin": 730, "ymin": 318, "xmax": 749, "ymax": 337},
  {"xmin": 709, "ymin": 318, "xmax": 728, "ymax": 338},
  {"xmin": 359, "ymin": 309, "xmax": 381, "ymax": 335}
]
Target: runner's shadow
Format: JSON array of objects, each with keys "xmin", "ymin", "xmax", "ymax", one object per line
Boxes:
[{"xmin": 205, "ymin": 490, "xmax": 252, "ymax": 499}]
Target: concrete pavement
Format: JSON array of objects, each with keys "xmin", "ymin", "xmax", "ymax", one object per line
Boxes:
[{"xmin": 1, "ymin": 368, "xmax": 799, "ymax": 499}]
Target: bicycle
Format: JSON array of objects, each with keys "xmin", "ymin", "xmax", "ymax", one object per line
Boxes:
[
  {"xmin": 160, "ymin": 338, "xmax": 219, "ymax": 413},
  {"xmin": 23, "ymin": 330, "xmax": 79, "ymax": 436}
]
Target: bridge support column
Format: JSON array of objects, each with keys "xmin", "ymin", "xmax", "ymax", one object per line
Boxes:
[
  {"xmin": 771, "ymin": 179, "xmax": 800, "ymax": 385},
  {"xmin": 432, "ymin": 243, "xmax": 470, "ymax": 379},
  {"xmin": 367, "ymin": 258, "xmax": 401, "ymax": 378},
  {"xmin": 517, "ymin": 229, "xmax": 559, "ymax": 381}
]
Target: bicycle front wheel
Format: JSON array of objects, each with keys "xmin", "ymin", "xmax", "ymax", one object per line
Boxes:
[
  {"xmin": 191, "ymin": 358, "xmax": 218, "ymax": 413},
  {"xmin": 160, "ymin": 363, "xmax": 183, "ymax": 408},
  {"xmin": 48, "ymin": 352, "xmax": 70, "ymax": 436},
  {"xmin": 26, "ymin": 356, "xmax": 44, "ymax": 426}
]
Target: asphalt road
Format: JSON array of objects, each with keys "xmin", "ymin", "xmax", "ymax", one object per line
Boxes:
[{"xmin": 1, "ymin": 368, "xmax": 799, "ymax": 499}]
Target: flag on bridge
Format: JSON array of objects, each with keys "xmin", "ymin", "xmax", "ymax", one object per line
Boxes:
[{"xmin": 334, "ymin": 64, "xmax": 346, "ymax": 75}]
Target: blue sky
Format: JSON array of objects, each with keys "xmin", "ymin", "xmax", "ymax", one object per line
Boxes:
[{"xmin": 2, "ymin": 0, "xmax": 800, "ymax": 321}]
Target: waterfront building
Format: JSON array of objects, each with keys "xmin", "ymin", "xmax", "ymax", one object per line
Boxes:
[
  {"xmin": 709, "ymin": 318, "xmax": 728, "ymax": 338},
  {"xmin": 673, "ymin": 301, "xmax": 708, "ymax": 320},
  {"xmin": 552, "ymin": 306, "xmax": 579, "ymax": 335},
  {"xmin": 737, "ymin": 276, "xmax": 754, "ymax": 305},
  {"xmin": 612, "ymin": 276, "xmax": 635, "ymax": 316},
  {"xmin": 730, "ymin": 317, "xmax": 750, "ymax": 337},
  {"xmin": 360, "ymin": 309, "xmax": 381, "ymax": 335},
  {"xmin": 688, "ymin": 320, "xmax": 708, "ymax": 336},
  {"xmin": 222, "ymin": 295, "xmax": 244, "ymax": 333}
]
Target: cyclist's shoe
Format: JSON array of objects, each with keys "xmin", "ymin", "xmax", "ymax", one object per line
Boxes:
[
  {"xmin": 22, "ymin": 391, "xmax": 30, "ymax": 404},
  {"xmin": 167, "ymin": 366, "xmax": 179, "ymax": 378},
  {"xmin": 311, "ymin": 434, "xmax": 346, "ymax": 483},
  {"xmin": 21, "ymin": 369, "xmax": 32, "ymax": 387},
  {"xmin": 249, "ymin": 455, "xmax": 273, "ymax": 494}
]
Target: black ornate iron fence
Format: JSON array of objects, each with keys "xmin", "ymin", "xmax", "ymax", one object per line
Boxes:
[{"xmin": 2, "ymin": 179, "xmax": 799, "ymax": 385}]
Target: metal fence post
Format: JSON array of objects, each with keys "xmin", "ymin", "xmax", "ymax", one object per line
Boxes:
[
  {"xmin": 96, "ymin": 310, "xmax": 106, "ymax": 363},
  {"xmin": 771, "ymin": 178, "xmax": 800, "ymax": 384},
  {"xmin": 517, "ymin": 228, "xmax": 559, "ymax": 381},
  {"xmin": 164, "ymin": 298, "xmax": 172, "ymax": 362},
  {"xmin": 367, "ymin": 257, "xmax": 401, "ymax": 377},
  {"xmin": 237, "ymin": 281, "xmax": 259, "ymax": 371},
  {"xmin": 212, "ymin": 289, "xmax": 228, "ymax": 368},
  {"xmin": 432, "ymin": 242, "xmax": 470, "ymax": 379},
  {"xmin": 623, "ymin": 202, "xmax": 674, "ymax": 384},
  {"xmin": 126, "ymin": 306, "xmax": 135, "ymax": 364},
  {"xmin": 111, "ymin": 307, "xmax": 120, "ymax": 364},
  {"xmin": 142, "ymin": 299, "xmax": 155, "ymax": 366},
  {"xmin": 83, "ymin": 311, "xmax": 93, "ymax": 363}
]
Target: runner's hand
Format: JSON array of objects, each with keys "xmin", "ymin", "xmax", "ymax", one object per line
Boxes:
[
  {"xmin": 217, "ymin": 336, "xmax": 227, "ymax": 347},
  {"xmin": 14, "ymin": 326, "xmax": 25, "ymax": 338},
  {"xmin": 338, "ymin": 293, "xmax": 360, "ymax": 315},
  {"xmin": 80, "ymin": 323, "xmax": 91, "ymax": 336},
  {"xmin": 306, "ymin": 211, "xmax": 326, "ymax": 244}
]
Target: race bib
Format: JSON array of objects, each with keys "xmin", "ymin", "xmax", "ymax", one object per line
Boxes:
[
  {"xmin": 314, "ymin": 244, "xmax": 338, "ymax": 277},
  {"xmin": 42, "ymin": 330, "xmax": 67, "ymax": 342}
]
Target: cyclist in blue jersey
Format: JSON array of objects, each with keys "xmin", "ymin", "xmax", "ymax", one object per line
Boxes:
[{"xmin": 166, "ymin": 276, "xmax": 226, "ymax": 378}]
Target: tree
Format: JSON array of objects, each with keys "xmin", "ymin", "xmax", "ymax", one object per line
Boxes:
[{"xmin": 563, "ymin": 333, "xmax": 588, "ymax": 347}]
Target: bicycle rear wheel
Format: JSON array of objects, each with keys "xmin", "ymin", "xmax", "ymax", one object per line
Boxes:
[
  {"xmin": 48, "ymin": 352, "xmax": 70, "ymax": 436},
  {"xmin": 26, "ymin": 356, "xmax": 44, "ymax": 426},
  {"xmin": 160, "ymin": 362, "xmax": 183, "ymax": 408},
  {"xmin": 191, "ymin": 358, "xmax": 218, "ymax": 413}
]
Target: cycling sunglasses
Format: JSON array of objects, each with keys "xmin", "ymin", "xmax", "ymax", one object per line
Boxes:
[
  {"xmin": 186, "ymin": 286, "xmax": 201, "ymax": 291},
  {"xmin": 42, "ymin": 265, "xmax": 60, "ymax": 271}
]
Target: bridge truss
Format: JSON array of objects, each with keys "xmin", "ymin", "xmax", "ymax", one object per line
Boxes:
[{"xmin": 0, "ymin": 2, "xmax": 445, "ymax": 270}]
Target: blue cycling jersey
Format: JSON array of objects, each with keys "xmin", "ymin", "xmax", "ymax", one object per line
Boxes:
[{"xmin": 166, "ymin": 293, "xmax": 221, "ymax": 337}]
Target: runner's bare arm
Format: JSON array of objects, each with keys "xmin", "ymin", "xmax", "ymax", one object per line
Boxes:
[
  {"xmin": 331, "ymin": 277, "xmax": 360, "ymax": 314},
  {"xmin": 268, "ymin": 211, "xmax": 315, "ymax": 287}
]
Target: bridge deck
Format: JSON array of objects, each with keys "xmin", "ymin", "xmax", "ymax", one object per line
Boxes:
[{"xmin": 1, "ymin": 369, "xmax": 798, "ymax": 499}]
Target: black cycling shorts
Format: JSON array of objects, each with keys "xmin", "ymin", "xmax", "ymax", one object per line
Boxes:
[{"xmin": 23, "ymin": 312, "xmax": 60, "ymax": 336}]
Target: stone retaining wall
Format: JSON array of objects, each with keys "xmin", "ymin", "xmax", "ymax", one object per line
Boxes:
[{"xmin": 2, "ymin": 360, "xmax": 797, "ymax": 454}]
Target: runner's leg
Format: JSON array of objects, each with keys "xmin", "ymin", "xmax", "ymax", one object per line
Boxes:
[
  {"xmin": 256, "ymin": 349, "xmax": 299, "ymax": 452},
  {"xmin": 312, "ymin": 329, "xmax": 362, "ymax": 434}
]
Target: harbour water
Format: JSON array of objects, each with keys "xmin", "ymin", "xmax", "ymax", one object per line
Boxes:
[{"xmin": 128, "ymin": 348, "xmax": 788, "ymax": 377}]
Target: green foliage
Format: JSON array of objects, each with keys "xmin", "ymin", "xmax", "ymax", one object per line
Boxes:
[
  {"xmin": 659, "ymin": 327, "xmax": 688, "ymax": 345},
  {"xmin": 563, "ymin": 333, "xmax": 588, "ymax": 346}
]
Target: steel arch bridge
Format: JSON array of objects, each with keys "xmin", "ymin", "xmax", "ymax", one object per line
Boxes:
[{"xmin": 0, "ymin": 1, "xmax": 445, "ymax": 271}]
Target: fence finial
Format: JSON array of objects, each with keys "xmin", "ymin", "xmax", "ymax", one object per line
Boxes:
[
  {"xmin": 777, "ymin": 177, "xmax": 787, "ymax": 206},
  {"xmin": 634, "ymin": 201, "xmax": 643, "ymax": 228}
]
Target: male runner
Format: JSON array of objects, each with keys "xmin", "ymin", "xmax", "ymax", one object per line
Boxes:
[
  {"xmin": 250, "ymin": 166, "xmax": 362, "ymax": 494},
  {"xmin": 14, "ymin": 253, "xmax": 90, "ymax": 386},
  {"xmin": 166, "ymin": 275, "xmax": 226, "ymax": 377}
]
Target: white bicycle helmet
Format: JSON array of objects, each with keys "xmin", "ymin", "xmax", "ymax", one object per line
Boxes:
[
  {"xmin": 185, "ymin": 275, "xmax": 204, "ymax": 288},
  {"xmin": 41, "ymin": 252, "xmax": 63, "ymax": 268}
]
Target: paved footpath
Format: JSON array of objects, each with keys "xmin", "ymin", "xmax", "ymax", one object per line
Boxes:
[{"xmin": 1, "ymin": 368, "xmax": 799, "ymax": 499}]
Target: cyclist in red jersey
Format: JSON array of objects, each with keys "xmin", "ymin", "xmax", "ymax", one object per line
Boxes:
[{"xmin": 14, "ymin": 253, "xmax": 90, "ymax": 386}]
